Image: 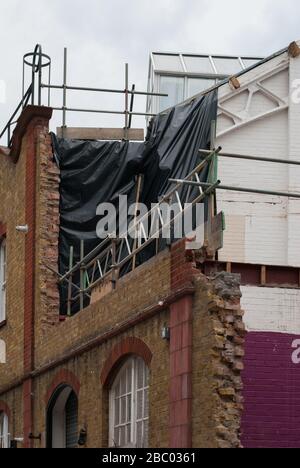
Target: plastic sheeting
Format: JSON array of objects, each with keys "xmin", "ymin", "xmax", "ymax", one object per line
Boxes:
[{"xmin": 52, "ymin": 90, "xmax": 218, "ymax": 313}]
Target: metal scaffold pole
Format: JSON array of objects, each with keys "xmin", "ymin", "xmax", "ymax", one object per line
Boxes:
[{"xmin": 62, "ymin": 47, "xmax": 68, "ymax": 137}]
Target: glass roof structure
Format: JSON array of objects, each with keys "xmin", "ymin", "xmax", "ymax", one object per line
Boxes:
[{"xmin": 146, "ymin": 52, "xmax": 263, "ymax": 115}]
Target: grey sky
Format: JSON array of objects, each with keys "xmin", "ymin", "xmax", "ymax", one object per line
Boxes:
[{"xmin": 1, "ymin": 0, "xmax": 300, "ymax": 138}]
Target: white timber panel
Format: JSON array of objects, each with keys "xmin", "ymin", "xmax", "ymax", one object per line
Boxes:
[
  {"xmin": 216, "ymin": 50, "xmax": 294, "ymax": 266},
  {"xmin": 241, "ymin": 286, "xmax": 300, "ymax": 335},
  {"xmin": 288, "ymin": 51, "xmax": 300, "ymax": 266}
]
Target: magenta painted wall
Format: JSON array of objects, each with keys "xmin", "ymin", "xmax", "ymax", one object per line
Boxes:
[{"xmin": 241, "ymin": 332, "xmax": 300, "ymax": 448}]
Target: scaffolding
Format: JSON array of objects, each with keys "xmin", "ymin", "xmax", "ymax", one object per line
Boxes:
[
  {"xmin": 0, "ymin": 44, "xmax": 168, "ymax": 146},
  {"xmin": 3, "ymin": 44, "xmax": 300, "ymax": 316},
  {"xmin": 49, "ymin": 147, "xmax": 221, "ymax": 315},
  {"xmin": 54, "ymin": 142, "xmax": 300, "ymax": 315}
]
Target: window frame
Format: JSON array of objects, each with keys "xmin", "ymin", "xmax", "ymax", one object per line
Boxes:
[
  {"xmin": 109, "ymin": 356, "xmax": 149, "ymax": 448},
  {"xmin": 0, "ymin": 238, "xmax": 6, "ymax": 324},
  {"xmin": 0, "ymin": 412, "xmax": 9, "ymax": 449}
]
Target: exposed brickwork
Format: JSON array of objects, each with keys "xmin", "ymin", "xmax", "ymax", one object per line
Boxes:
[
  {"xmin": 35, "ymin": 130, "xmax": 60, "ymax": 336},
  {"xmin": 171, "ymin": 238, "xmax": 198, "ymax": 291},
  {"xmin": 192, "ymin": 272, "xmax": 245, "ymax": 448},
  {"xmin": 101, "ymin": 337, "xmax": 153, "ymax": 386},
  {"xmin": 24, "ymin": 120, "xmax": 37, "ymax": 375},
  {"xmin": 23, "ymin": 113, "xmax": 54, "ymax": 448}
]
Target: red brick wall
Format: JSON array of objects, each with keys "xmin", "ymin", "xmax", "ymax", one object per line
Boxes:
[{"xmin": 241, "ymin": 332, "xmax": 300, "ymax": 448}]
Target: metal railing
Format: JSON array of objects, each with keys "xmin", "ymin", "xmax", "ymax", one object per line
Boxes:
[
  {"xmin": 0, "ymin": 84, "xmax": 32, "ymax": 147},
  {"xmin": 1, "ymin": 44, "xmax": 167, "ymax": 146},
  {"xmin": 1, "ymin": 44, "xmax": 51, "ymax": 147},
  {"xmin": 41, "ymin": 48, "xmax": 167, "ymax": 138}
]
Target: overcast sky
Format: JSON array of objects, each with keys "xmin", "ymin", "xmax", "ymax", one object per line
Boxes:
[{"xmin": 1, "ymin": 0, "xmax": 300, "ymax": 140}]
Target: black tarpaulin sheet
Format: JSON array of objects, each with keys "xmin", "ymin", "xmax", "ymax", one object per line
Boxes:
[{"xmin": 52, "ymin": 90, "xmax": 218, "ymax": 313}]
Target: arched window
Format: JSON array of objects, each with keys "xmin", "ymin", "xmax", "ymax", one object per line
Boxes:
[
  {"xmin": 109, "ymin": 356, "xmax": 149, "ymax": 448},
  {"xmin": 0, "ymin": 412, "xmax": 9, "ymax": 449},
  {"xmin": 46, "ymin": 386, "xmax": 78, "ymax": 449}
]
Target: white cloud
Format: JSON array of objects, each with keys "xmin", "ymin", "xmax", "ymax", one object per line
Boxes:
[{"xmin": 1, "ymin": 0, "xmax": 300, "ymax": 140}]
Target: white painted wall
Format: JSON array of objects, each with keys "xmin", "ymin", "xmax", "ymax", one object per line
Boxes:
[
  {"xmin": 216, "ymin": 45, "xmax": 300, "ymax": 267},
  {"xmin": 241, "ymin": 285, "xmax": 300, "ymax": 334}
]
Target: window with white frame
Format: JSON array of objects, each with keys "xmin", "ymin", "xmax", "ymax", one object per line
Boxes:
[
  {"xmin": 109, "ymin": 356, "xmax": 149, "ymax": 448},
  {"xmin": 0, "ymin": 239, "xmax": 6, "ymax": 323},
  {"xmin": 0, "ymin": 412, "xmax": 9, "ymax": 449}
]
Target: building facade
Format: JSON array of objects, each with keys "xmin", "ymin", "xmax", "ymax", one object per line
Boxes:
[
  {"xmin": 0, "ymin": 108, "xmax": 244, "ymax": 448},
  {"xmin": 1, "ymin": 39, "xmax": 300, "ymax": 449}
]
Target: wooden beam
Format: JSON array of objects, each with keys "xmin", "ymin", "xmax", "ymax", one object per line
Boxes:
[
  {"xmin": 56, "ymin": 127, "xmax": 144, "ymax": 141},
  {"xmin": 229, "ymin": 76, "xmax": 240, "ymax": 90},
  {"xmin": 260, "ymin": 266, "xmax": 267, "ymax": 286},
  {"xmin": 288, "ymin": 41, "xmax": 300, "ymax": 58}
]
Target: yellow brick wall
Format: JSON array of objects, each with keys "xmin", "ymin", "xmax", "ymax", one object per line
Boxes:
[
  {"xmin": 34, "ymin": 249, "xmax": 171, "ymax": 370},
  {"xmin": 32, "ymin": 310, "xmax": 170, "ymax": 448},
  {"xmin": 0, "ymin": 138, "xmax": 26, "ymax": 387}
]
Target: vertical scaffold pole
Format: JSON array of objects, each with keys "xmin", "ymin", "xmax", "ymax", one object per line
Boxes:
[
  {"xmin": 124, "ymin": 63, "xmax": 129, "ymax": 140},
  {"xmin": 206, "ymin": 120, "xmax": 217, "ymax": 250},
  {"xmin": 62, "ymin": 47, "xmax": 68, "ymax": 137},
  {"xmin": 80, "ymin": 240, "xmax": 84, "ymax": 311},
  {"xmin": 111, "ymin": 238, "xmax": 117, "ymax": 290},
  {"xmin": 67, "ymin": 246, "xmax": 74, "ymax": 316}
]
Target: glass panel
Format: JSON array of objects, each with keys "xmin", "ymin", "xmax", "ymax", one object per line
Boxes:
[
  {"xmin": 159, "ymin": 76, "xmax": 184, "ymax": 112},
  {"xmin": 136, "ymin": 421, "xmax": 143, "ymax": 448},
  {"xmin": 115, "ymin": 380, "xmax": 120, "ymax": 398},
  {"xmin": 242, "ymin": 58, "xmax": 261, "ymax": 69},
  {"xmin": 143, "ymin": 421, "xmax": 149, "ymax": 448},
  {"xmin": 137, "ymin": 390, "xmax": 143, "ymax": 420},
  {"xmin": 144, "ymin": 389, "xmax": 149, "ymax": 418},
  {"xmin": 121, "ymin": 396, "xmax": 126, "ymax": 423},
  {"xmin": 187, "ymin": 78, "xmax": 215, "ymax": 97},
  {"xmin": 153, "ymin": 54, "xmax": 183, "ymax": 72},
  {"xmin": 145, "ymin": 366, "xmax": 149, "ymax": 387},
  {"xmin": 114, "ymin": 427, "xmax": 119, "ymax": 447},
  {"xmin": 120, "ymin": 426, "xmax": 126, "ymax": 447},
  {"xmin": 137, "ymin": 359, "xmax": 144, "ymax": 389},
  {"xmin": 120, "ymin": 371, "xmax": 126, "ymax": 394},
  {"xmin": 127, "ymin": 395, "xmax": 131, "ymax": 423},
  {"xmin": 126, "ymin": 424, "xmax": 131, "ymax": 444},
  {"xmin": 114, "ymin": 398, "xmax": 120, "ymax": 425},
  {"xmin": 65, "ymin": 392, "xmax": 79, "ymax": 449},
  {"xmin": 183, "ymin": 55, "xmax": 214, "ymax": 74},
  {"xmin": 212, "ymin": 57, "xmax": 242, "ymax": 75},
  {"xmin": 126, "ymin": 366, "xmax": 132, "ymax": 392}
]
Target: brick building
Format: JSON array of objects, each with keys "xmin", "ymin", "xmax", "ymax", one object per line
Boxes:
[
  {"xmin": 1, "ymin": 39, "xmax": 300, "ymax": 449},
  {"xmin": 0, "ymin": 106, "xmax": 245, "ymax": 448}
]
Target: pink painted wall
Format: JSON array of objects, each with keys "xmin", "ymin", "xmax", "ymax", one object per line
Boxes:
[{"xmin": 241, "ymin": 332, "xmax": 300, "ymax": 448}]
